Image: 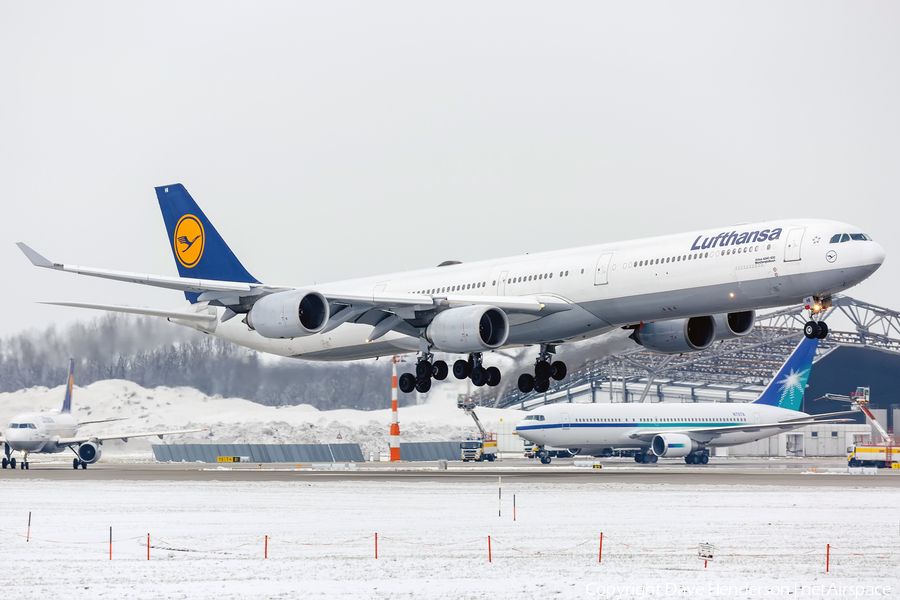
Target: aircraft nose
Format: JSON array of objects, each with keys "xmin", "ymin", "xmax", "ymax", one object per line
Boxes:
[{"xmin": 868, "ymin": 241, "xmax": 886, "ymax": 271}]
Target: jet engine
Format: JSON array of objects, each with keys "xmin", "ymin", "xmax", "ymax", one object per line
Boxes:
[
  {"xmin": 651, "ymin": 433, "xmax": 700, "ymax": 458},
  {"xmin": 631, "ymin": 316, "xmax": 716, "ymax": 354},
  {"xmin": 77, "ymin": 441, "xmax": 102, "ymax": 464},
  {"xmin": 713, "ymin": 310, "xmax": 755, "ymax": 341},
  {"xmin": 425, "ymin": 305, "xmax": 509, "ymax": 352},
  {"xmin": 246, "ymin": 290, "xmax": 330, "ymax": 339}
]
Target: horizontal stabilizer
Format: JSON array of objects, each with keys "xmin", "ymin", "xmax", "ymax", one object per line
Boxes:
[{"xmin": 40, "ymin": 302, "xmax": 217, "ymax": 322}]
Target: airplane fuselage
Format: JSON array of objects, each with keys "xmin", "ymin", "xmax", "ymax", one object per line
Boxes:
[
  {"xmin": 194, "ymin": 218, "xmax": 883, "ymax": 360},
  {"xmin": 4, "ymin": 412, "xmax": 78, "ymax": 454},
  {"xmin": 515, "ymin": 402, "xmax": 806, "ymax": 453}
]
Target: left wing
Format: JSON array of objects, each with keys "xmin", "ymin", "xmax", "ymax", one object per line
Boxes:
[
  {"xmin": 57, "ymin": 428, "xmax": 205, "ymax": 446},
  {"xmin": 628, "ymin": 418, "xmax": 853, "ymax": 444},
  {"xmin": 18, "ymin": 244, "xmax": 573, "ymax": 336}
]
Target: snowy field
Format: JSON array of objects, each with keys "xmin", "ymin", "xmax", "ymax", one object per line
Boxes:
[{"xmin": 1, "ymin": 478, "xmax": 898, "ymax": 599}]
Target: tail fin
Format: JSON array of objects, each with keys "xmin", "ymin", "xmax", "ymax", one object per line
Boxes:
[
  {"xmin": 155, "ymin": 184, "xmax": 259, "ymax": 302},
  {"xmin": 61, "ymin": 358, "xmax": 74, "ymax": 414},
  {"xmin": 752, "ymin": 336, "xmax": 819, "ymax": 411}
]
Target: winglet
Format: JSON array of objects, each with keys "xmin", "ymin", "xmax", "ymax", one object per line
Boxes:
[{"xmin": 16, "ymin": 243, "xmax": 56, "ymax": 268}]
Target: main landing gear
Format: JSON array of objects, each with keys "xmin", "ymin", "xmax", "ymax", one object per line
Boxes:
[
  {"xmin": 72, "ymin": 458, "xmax": 88, "ymax": 470},
  {"xmin": 1, "ymin": 444, "xmax": 17, "ymax": 469},
  {"xmin": 517, "ymin": 344, "xmax": 567, "ymax": 394},
  {"xmin": 634, "ymin": 450, "xmax": 658, "ymax": 464},
  {"xmin": 398, "ymin": 352, "xmax": 449, "ymax": 394},
  {"xmin": 803, "ymin": 320, "xmax": 829, "ymax": 340},
  {"xmin": 452, "ymin": 353, "xmax": 501, "ymax": 388},
  {"xmin": 684, "ymin": 450, "xmax": 709, "ymax": 465}
]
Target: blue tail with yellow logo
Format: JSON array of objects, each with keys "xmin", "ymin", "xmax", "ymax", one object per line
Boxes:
[
  {"xmin": 61, "ymin": 358, "xmax": 74, "ymax": 414},
  {"xmin": 751, "ymin": 335, "xmax": 819, "ymax": 411},
  {"xmin": 156, "ymin": 184, "xmax": 259, "ymax": 302}
]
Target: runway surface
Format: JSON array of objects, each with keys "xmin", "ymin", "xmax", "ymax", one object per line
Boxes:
[{"xmin": 3, "ymin": 456, "xmax": 898, "ymax": 486}]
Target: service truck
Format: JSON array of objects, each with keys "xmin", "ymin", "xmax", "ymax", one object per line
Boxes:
[
  {"xmin": 457, "ymin": 395, "xmax": 498, "ymax": 462},
  {"xmin": 844, "ymin": 387, "xmax": 897, "ymax": 468}
]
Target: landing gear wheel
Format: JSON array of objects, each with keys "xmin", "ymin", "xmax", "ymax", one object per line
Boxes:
[
  {"xmin": 540, "ymin": 456, "xmax": 552, "ymax": 465},
  {"xmin": 649, "ymin": 454, "xmax": 658, "ymax": 463},
  {"xmin": 816, "ymin": 322, "xmax": 829, "ymax": 339},
  {"xmin": 1, "ymin": 457, "xmax": 7, "ymax": 468},
  {"xmin": 432, "ymin": 360, "xmax": 449, "ymax": 381},
  {"xmin": 398, "ymin": 373, "xmax": 417, "ymax": 394},
  {"xmin": 415, "ymin": 377, "xmax": 432, "ymax": 393},
  {"xmin": 685, "ymin": 456, "xmax": 693, "ymax": 464},
  {"xmin": 9, "ymin": 457, "xmax": 15, "ymax": 469},
  {"xmin": 81, "ymin": 461, "xmax": 88, "ymax": 469},
  {"xmin": 700, "ymin": 453, "xmax": 709, "ymax": 464},
  {"xmin": 551, "ymin": 361, "xmax": 567, "ymax": 381},
  {"xmin": 470, "ymin": 366, "xmax": 487, "ymax": 387},
  {"xmin": 20, "ymin": 461, "xmax": 25, "ymax": 469},
  {"xmin": 803, "ymin": 321, "xmax": 820, "ymax": 339},
  {"xmin": 486, "ymin": 366, "xmax": 501, "ymax": 387},
  {"xmin": 73, "ymin": 458, "xmax": 80, "ymax": 470},
  {"xmin": 518, "ymin": 373, "xmax": 535, "ymax": 393},
  {"xmin": 453, "ymin": 359, "xmax": 470, "ymax": 380},
  {"xmin": 416, "ymin": 360, "xmax": 432, "ymax": 379},
  {"xmin": 535, "ymin": 360, "xmax": 552, "ymax": 379},
  {"xmin": 634, "ymin": 454, "xmax": 643, "ymax": 463},
  {"xmin": 533, "ymin": 378, "xmax": 550, "ymax": 393}
]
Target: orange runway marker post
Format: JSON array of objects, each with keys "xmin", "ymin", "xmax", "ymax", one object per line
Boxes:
[
  {"xmin": 375, "ymin": 533, "xmax": 378, "ymax": 559},
  {"xmin": 513, "ymin": 495, "xmax": 516, "ymax": 522},
  {"xmin": 147, "ymin": 533, "xmax": 150, "ymax": 561},
  {"xmin": 599, "ymin": 532, "xmax": 603, "ymax": 563},
  {"xmin": 488, "ymin": 536, "xmax": 492, "ymax": 562},
  {"xmin": 109, "ymin": 527, "xmax": 112, "ymax": 560},
  {"xmin": 26, "ymin": 512, "xmax": 31, "ymax": 542},
  {"xmin": 265, "ymin": 535, "xmax": 268, "ymax": 559},
  {"xmin": 390, "ymin": 358, "xmax": 401, "ymax": 461},
  {"xmin": 826, "ymin": 544, "xmax": 830, "ymax": 572}
]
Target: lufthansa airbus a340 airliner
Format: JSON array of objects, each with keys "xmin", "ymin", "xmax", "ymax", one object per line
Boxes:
[{"xmin": 17, "ymin": 184, "xmax": 884, "ymax": 394}]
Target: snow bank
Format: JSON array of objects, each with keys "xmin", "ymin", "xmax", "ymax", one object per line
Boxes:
[{"xmin": 0, "ymin": 381, "xmax": 524, "ymax": 458}]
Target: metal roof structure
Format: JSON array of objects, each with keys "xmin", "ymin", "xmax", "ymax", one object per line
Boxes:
[{"xmin": 481, "ymin": 296, "xmax": 900, "ymax": 411}]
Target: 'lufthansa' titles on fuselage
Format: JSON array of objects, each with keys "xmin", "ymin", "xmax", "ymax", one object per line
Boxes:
[{"xmin": 690, "ymin": 228, "xmax": 782, "ymax": 251}]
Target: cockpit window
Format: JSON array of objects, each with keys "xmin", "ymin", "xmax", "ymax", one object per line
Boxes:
[
  {"xmin": 522, "ymin": 414, "xmax": 545, "ymax": 421},
  {"xmin": 8, "ymin": 423, "xmax": 37, "ymax": 429},
  {"xmin": 831, "ymin": 233, "xmax": 873, "ymax": 243}
]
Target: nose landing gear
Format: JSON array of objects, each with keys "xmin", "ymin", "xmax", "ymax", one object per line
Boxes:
[
  {"xmin": 803, "ymin": 296, "xmax": 831, "ymax": 340},
  {"xmin": 517, "ymin": 344, "xmax": 567, "ymax": 393}
]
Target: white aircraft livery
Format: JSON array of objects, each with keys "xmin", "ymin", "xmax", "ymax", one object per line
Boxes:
[
  {"xmin": 1, "ymin": 359, "xmax": 203, "ymax": 470},
  {"xmin": 17, "ymin": 184, "xmax": 884, "ymax": 395},
  {"xmin": 515, "ymin": 336, "xmax": 849, "ymax": 465}
]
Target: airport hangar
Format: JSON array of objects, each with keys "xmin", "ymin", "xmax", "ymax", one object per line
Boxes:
[{"xmin": 471, "ymin": 295, "xmax": 900, "ymax": 458}]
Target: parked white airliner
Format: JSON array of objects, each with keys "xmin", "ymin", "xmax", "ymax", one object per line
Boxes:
[
  {"xmin": 17, "ymin": 184, "xmax": 884, "ymax": 395},
  {"xmin": 1, "ymin": 359, "xmax": 203, "ymax": 470},
  {"xmin": 516, "ymin": 336, "xmax": 849, "ymax": 465}
]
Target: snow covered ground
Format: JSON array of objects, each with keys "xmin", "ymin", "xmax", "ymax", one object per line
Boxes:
[
  {"xmin": 1, "ymin": 478, "xmax": 897, "ymax": 599},
  {"xmin": 0, "ymin": 380, "xmax": 522, "ymax": 459}
]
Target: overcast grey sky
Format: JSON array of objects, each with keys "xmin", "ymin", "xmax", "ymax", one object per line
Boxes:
[{"xmin": 2, "ymin": 2, "xmax": 898, "ymax": 339}]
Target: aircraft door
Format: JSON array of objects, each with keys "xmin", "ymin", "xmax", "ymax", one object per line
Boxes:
[
  {"xmin": 594, "ymin": 253, "xmax": 614, "ymax": 285},
  {"xmin": 561, "ymin": 413, "xmax": 570, "ymax": 430},
  {"xmin": 498, "ymin": 270, "xmax": 508, "ymax": 296},
  {"xmin": 753, "ymin": 412, "xmax": 761, "ymax": 424},
  {"xmin": 784, "ymin": 228, "xmax": 805, "ymax": 262}
]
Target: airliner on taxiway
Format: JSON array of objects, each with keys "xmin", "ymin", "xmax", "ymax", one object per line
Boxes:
[
  {"xmin": 516, "ymin": 335, "xmax": 851, "ymax": 465},
  {"xmin": 17, "ymin": 184, "xmax": 884, "ymax": 395},
  {"xmin": 1, "ymin": 359, "xmax": 202, "ymax": 470}
]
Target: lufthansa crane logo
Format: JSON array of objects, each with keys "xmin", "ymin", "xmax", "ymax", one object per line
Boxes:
[{"xmin": 174, "ymin": 215, "xmax": 205, "ymax": 268}]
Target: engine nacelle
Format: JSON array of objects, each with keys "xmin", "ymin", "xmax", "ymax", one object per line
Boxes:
[
  {"xmin": 425, "ymin": 305, "xmax": 509, "ymax": 352},
  {"xmin": 247, "ymin": 290, "xmax": 330, "ymax": 339},
  {"xmin": 631, "ymin": 316, "xmax": 716, "ymax": 354},
  {"xmin": 713, "ymin": 310, "xmax": 755, "ymax": 341},
  {"xmin": 77, "ymin": 441, "xmax": 102, "ymax": 464},
  {"xmin": 651, "ymin": 433, "xmax": 700, "ymax": 458}
]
